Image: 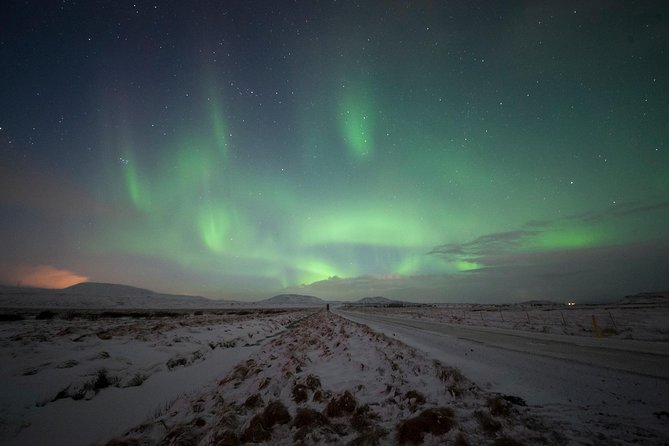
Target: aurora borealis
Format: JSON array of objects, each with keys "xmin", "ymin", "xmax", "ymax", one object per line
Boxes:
[{"xmin": 1, "ymin": 1, "xmax": 668, "ymax": 302}]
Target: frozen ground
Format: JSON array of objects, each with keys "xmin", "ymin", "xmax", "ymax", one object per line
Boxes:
[
  {"xmin": 2, "ymin": 305, "xmax": 668, "ymax": 445},
  {"xmin": 0, "ymin": 308, "xmax": 314, "ymax": 445},
  {"xmin": 342, "ymin": 300, "xmax": 669, "ymax": 341},
  {"xmin": 338, "ymin": 308, "xmax": 669, "ymax": 445},
  {"xmin": 105, "ymin": 310, "xmax": 566, "ymax": 445}
]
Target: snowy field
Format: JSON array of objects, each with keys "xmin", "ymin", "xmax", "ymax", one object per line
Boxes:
[
  {"xmin": 342, "ymin": 299, "xmax": 669, "ymax": 341},
  {"xmin": 338, "ymin": 309, "xmax": 669, "ymax": 445},
  {"xmin": 1, "ymin": 303, "xmax": 668, "ymax": 445},
  {"xmin": 0, "ymin": 308, "xmax": 314, "ymax": 445}
]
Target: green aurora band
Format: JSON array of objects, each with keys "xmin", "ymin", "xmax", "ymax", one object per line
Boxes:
[
  {"xmin": 99, "ymin": 78, "xmax": 665, "ymax": 293},
  {"xmin": 71, "ymin": 1, "xmax": 667, "ymax": 299},
  {"xmin": 1, "ymin": 1, "xmax": 667, "ymax": 300}
]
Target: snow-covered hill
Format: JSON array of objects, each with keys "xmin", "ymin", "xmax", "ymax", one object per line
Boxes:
[
  {"xmin": 619, "ymin": 292, "xmax": 669, "ymax": 305},
  {"xmin": 65, "ymin": 282, "xmax": 157, "ymax": 297},
  {"xmin": 0, "ymin": 282, "xmax": 217, "ymax": 309},
  {"xmin": 261, "ymin": 294, "xmax": 325, "ymax": 306},
  {"xmin": 353, "ymin": 296, "xmax": 406, "ymax": 306}
]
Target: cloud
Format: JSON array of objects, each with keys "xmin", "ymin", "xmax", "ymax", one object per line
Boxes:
[
  {"xmin": 524, "ymin": 200, "xmax": 669, "ymax": 227},
  {"xmin": 429, "ymin": 230, "xmax": 539, "ymax": 260},
  {"xmin": 285, "ymin": 239, "xmax": 669, "ymax": 303},
  {"xmin": 287, "ymin": 200, "xmax": 669, "ymax": 303},
  {"xmin": 282, "ymin": 273, "xmax": 454, "ymax": 302},
  {"xmin": 579, "ymin": 200, "xmax": 669, "ymax": 223},
  {"xmin": 430, "ymin": 199, "xmax": 669, "ymax": 270},
  {"xmin": 0, "ymin": 264, "xmax": 88, "ymax": 289}
]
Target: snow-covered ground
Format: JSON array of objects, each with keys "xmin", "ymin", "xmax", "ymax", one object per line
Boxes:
[
  {"xmin": 0, "ymin": 309, "xmax": 314, "ymax": 445},
  {"xmin": 341, "ymin": 300, "xmax": 669, "ymax": 341},
  {"xmin": 2, "ymin": 303, "xmax": 667, "ymax": 445},
  {"xmin": 338, "ymin": 309, "xmax": 669, "ymax": 445},
  {"xmin": 105, "ymin": 310, "xmax": 567, "ymax": 445}
]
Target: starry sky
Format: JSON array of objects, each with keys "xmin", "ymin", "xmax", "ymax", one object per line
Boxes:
[{"xmin": 1, "ymin": 1, "xmax": 668, "ymax": 302}]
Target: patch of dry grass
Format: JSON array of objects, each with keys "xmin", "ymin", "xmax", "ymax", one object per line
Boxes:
[
  {"xmin": 240, "ymin": 399, "xmax": 291, "ymax": 443},
  {"xmin": 293, "ymin": 407, "xmax": 330, "ymax": 428},
  {"xmin": 435, "ymin": 362, "xmax": 469, "ymax": 398},
  {"xmin": 243, "ymin": 393, "xmax": 263, "ymax": 409},
  {"xmin": 454, "ymin": 432, "xmax": 471, "ymax": 446},
  {"xmin": 493, "ymin": 436, "xmax": 525, "ymax": 446},
  {"xmin": 305, "ymin": 374, "xmax": 321, "ymax": 390},
  {"xmin": 324, "ymin": 391, "xmax": 357, "ymax": 417},
  {"xmin": 487, "ymin": 395, "xmax": 513, "ymax": 418},
  {"xmin": 397, "ymin": 407, "xmax": 455, "ymax": 444},
  {"xmin": 292, "ymin": 383, "xmax": 309, "ymax": 403},
  {"xmin": 126, "ymin": 372, "xmax": 148, "ymax": 387},
  {"xmin": 404, "ymin": 390, "xmax": 426, "ymax": 412},
  {"xmin": 474, "ymin": 409, "xmax": 502, "ymax": 434},
  {"xmin": 207, "ymin": 430, "xmax": 239, "ymax": 446}
]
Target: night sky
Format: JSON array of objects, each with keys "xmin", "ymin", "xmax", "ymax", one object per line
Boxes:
[{"xmin": 1, "ymin": 1, "xmax": 668, "ymax": 302}]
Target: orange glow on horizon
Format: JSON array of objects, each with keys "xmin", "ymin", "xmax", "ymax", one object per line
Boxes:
[{"xmin": 0, "ymin": 264, "xmax": 88, "ymax": 289}]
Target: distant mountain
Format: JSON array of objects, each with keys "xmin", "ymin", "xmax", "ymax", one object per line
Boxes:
[
  {"xmin": 66, "ymin": 282, "xmax": 157, "ymax": 297},
  {"xmin": 65, "ymin": 282, "xmax": 212, "ymax": 302},
  {"xmin": 354, "ymin": 296, "xmax": 406, "ymax": 306},
  {"xmin": 619, "ymin": 292, "xmax": 669, "ymax": 305},
  {"xmin": 0, "ymin": 282, "xmax": 217, "ymax": 309},
  {"xmin": 261, "ymin": 294, "xmax": 325, "ymax": 305}
]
